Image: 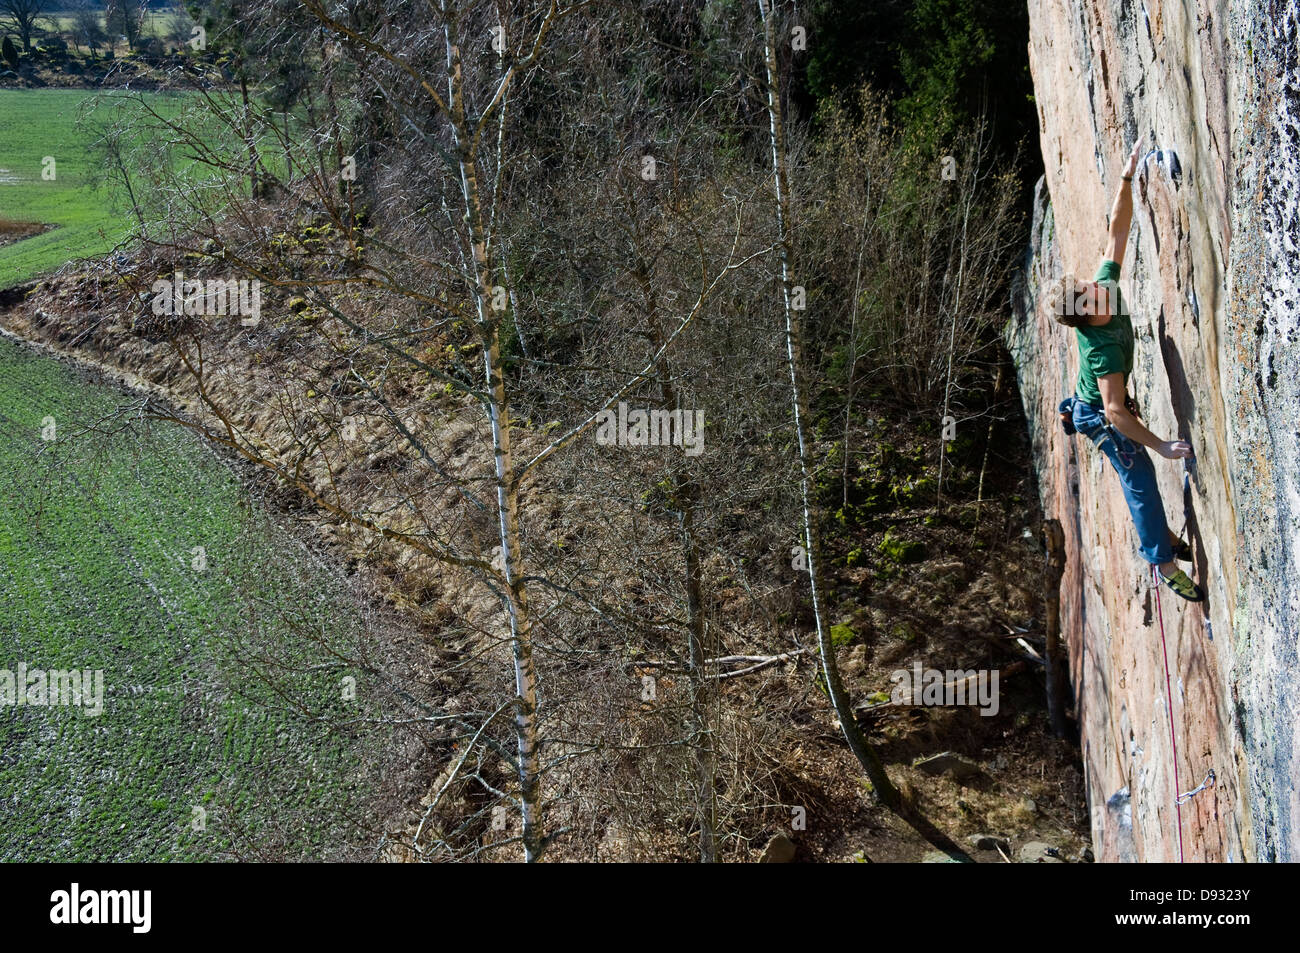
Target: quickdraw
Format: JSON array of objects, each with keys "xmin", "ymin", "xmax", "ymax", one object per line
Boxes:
[
  {"xmin": 1177, "ymin": 769, "xmax": 1216, "ymax": 805},
  {"xmin": 1100, "ymin": 424, "xmax": 1134, "ymax": 469}
]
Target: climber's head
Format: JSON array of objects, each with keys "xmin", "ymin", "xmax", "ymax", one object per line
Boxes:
[{"xmin": 1044, "ymin": 275, "xmax": 1098, "ymax": 328}]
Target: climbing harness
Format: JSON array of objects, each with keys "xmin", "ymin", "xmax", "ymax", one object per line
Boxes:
[
  {"xmin": 1058, "ymin": 395, "xmax": 1136, "ymax": 468},
  {"xmin": 1059, "ymin": 395, "xmax": 1138, "ymax": 468},
  {"xmin": 1151, "ymin": 563, "xmax": 1186, "ymax": 863},
  {"xmin": 1058, "ymin": 397, "xmax": 1078, "ymax": 435}
]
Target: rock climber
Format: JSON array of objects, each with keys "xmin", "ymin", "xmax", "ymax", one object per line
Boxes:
[{"xmin": 1048, "ymin": 137, "xmax": 1205, "ymax": 601}]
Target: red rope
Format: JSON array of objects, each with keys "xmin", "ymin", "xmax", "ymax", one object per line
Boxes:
[{"xmin": 1153, "ymin": 565, "xmax": 1185, "ymax": 863}]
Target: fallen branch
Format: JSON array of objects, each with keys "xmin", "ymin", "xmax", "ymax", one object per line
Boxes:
[
  {"xmin": 972, "ymin": 628, "xmax": 1045, "ymax": 666},
  {"xmin": 855, "ymin": 661, "xmax": 1030, "ymax": 714},
  {"xmin": 713, "ymin": 650, "xmax": 808, "ymax": 680},
  {"xmin": 630, "ymin": 648, "xmax": 810, "ymax": 676}
]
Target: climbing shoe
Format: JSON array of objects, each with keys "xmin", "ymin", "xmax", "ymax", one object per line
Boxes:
[
  {"xmin": 1158, "ymin": 567, "xmax": 1205, "ymax": 602},
  {"xmin": 1172, "ymin": 537, "xmax": 1193, "ymax": 562}
]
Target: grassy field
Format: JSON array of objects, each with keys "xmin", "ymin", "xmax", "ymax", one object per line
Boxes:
[
  {"xmin": 0, "ymin": 89, "xmax": 190, "ymax": 288},
  {"xmin": 46, "ymin": 9, "xmax": 187, "ymax": 44},
  {"xmin": 0, "ymin": 333, "xmax": 398, "ymax": 860},
  {"xmin": 0, "ymin": 86, "xmax": 410, "ymax": 860}
]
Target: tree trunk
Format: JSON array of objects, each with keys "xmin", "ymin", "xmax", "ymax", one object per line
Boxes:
[
  {"xmin": 636, "ymin": 262, "xmax": 718, "ymax": 862},
  {"xmin": 1041, "ymin": 518, "xmax": 1070, "ymax": 737},
  {"xmin": 755, "ymin": 0, "xmax": 970, "ymax": 861},
  {"xmin": 445, "ymin": 22, "xmax": 545, "ymax": 862},
  {"xmin": 681, "ymin": 497, "xmax": 718, "ymax": 862},
  {"xmin": 240, "ymin": 76, "xmax": 260, "ymax": 198},
  {"xmin": 974, "ymin": 364, "xmax": 1005, "ymax": 524}
]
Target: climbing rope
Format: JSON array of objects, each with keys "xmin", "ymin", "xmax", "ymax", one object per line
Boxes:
[{"xmin": 1152, "ymin": 564, "xmax": 1186, "ymax": 863}]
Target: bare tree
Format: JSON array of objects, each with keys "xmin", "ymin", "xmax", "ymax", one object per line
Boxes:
[
  {"xmin": 104, "ymin": 0, "xmax": 144, "ymax": 52},
  {"xmin": 0, "ymin": 0, "xmax": 49, "ymax": 52},
  {"xmin": 76, "ymin": 0, "xmax": 1022, "ymax": 863},
  {"xmin": 69, "ymin": 0, "xmax": 107, "ymax": 57},
  {"xmin": 753, "ymin": 0, "xmax": 971, "ymax": 861},
  {"xmin": 797, "ymin": 91, "xmax": 1022, "ymax": 509},
  {"xmin": 166, "ymin": 5, "xmax": 195, "ymax": 50}
]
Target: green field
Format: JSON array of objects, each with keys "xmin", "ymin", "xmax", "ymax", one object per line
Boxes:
[
  {"xmin": 0, "ymin": 333, "xmax": 396, "ymax": 860},
  {"xmin": 0, "ymin": 86, "xmax": 405, "ymax": 861},
  {"xmin": 46, "ymin": 9, "xmax": 188, "ymax": 44},
  {"xmin": 0, "ymin": 89, "xmax": 190, "ymax": 288}
]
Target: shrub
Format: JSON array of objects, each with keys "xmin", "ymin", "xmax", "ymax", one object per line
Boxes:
[
  {"xmin": 800, "ymin": 87, "xmax": 1023, "ymax": 411},
  {"xmin": 878, "ymin": 528, "xmax": 927, "ymax": 564},
  {"xmin": 829, "ymin": 623, "xmax": 856, "ymax": 647}
]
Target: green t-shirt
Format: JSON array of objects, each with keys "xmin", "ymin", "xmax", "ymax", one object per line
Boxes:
[{"xmin": 1074, "ymin": 259, "xmax": 1133, "ymax": 408}]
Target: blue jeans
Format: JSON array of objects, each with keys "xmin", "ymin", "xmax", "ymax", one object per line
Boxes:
[{"xmin": 1071, "ymin": 399, "xmax": 1174, "ymax": 566}]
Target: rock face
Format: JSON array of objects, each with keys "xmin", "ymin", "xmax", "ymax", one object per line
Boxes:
[{"xmin": 1008, "ymin": 1, "xmax": 1300, "ymax": 861}]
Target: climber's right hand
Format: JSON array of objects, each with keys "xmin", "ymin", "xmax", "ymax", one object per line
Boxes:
[{"xmin": 1158, "ymin": 440, "xmax": 1194, "ymax": 460}]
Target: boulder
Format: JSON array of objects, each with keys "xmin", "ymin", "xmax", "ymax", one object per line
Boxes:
[
  {"xmin": 1018, "ymin": 841, "xmax": 1064, "ymax": 864},
  {"xmin": 759, "ymin": 833, "xmax": 795, "ymax": 863},
  {"xmin": 968, "ymin": 834, "xmax": 1010, "ymax": 853},
  {"xmin": 913, "ymin": 751, "xmax": 982, "ymax": 781},
  {"xmin": 921, "ymin": 850, "xmax": 961, "ymax": 863}
]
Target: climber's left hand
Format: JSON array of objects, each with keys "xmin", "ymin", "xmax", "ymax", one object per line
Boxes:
[{"xmin": 1122, "ymin": 137, "xmax": 1145, "ymax": 179}]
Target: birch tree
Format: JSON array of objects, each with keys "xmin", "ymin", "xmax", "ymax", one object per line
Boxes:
[{"xmin": 754, "ymin": 0, "xmax": 970, "ymax": 861}]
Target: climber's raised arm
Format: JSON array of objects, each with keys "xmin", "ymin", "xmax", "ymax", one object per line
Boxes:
[{"xmin": 1103, "ymin": 138, "xmax": 1144, "ymax": 267}]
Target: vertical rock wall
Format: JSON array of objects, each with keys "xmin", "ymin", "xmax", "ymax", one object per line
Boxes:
[{"xmin": 1008, "ymin": 0, "xmax": 1300, "ymax": 861}]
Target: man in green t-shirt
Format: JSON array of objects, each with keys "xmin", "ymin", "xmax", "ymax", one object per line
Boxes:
[{"xmin": 1046, "ymin": 138, "xmax": 1204, "ymax": 602}]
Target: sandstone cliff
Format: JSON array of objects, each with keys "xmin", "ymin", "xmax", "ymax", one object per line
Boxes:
[{"xmin": 1008, "ymin": 0, "xmax": 1299, "ymax": 861}]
